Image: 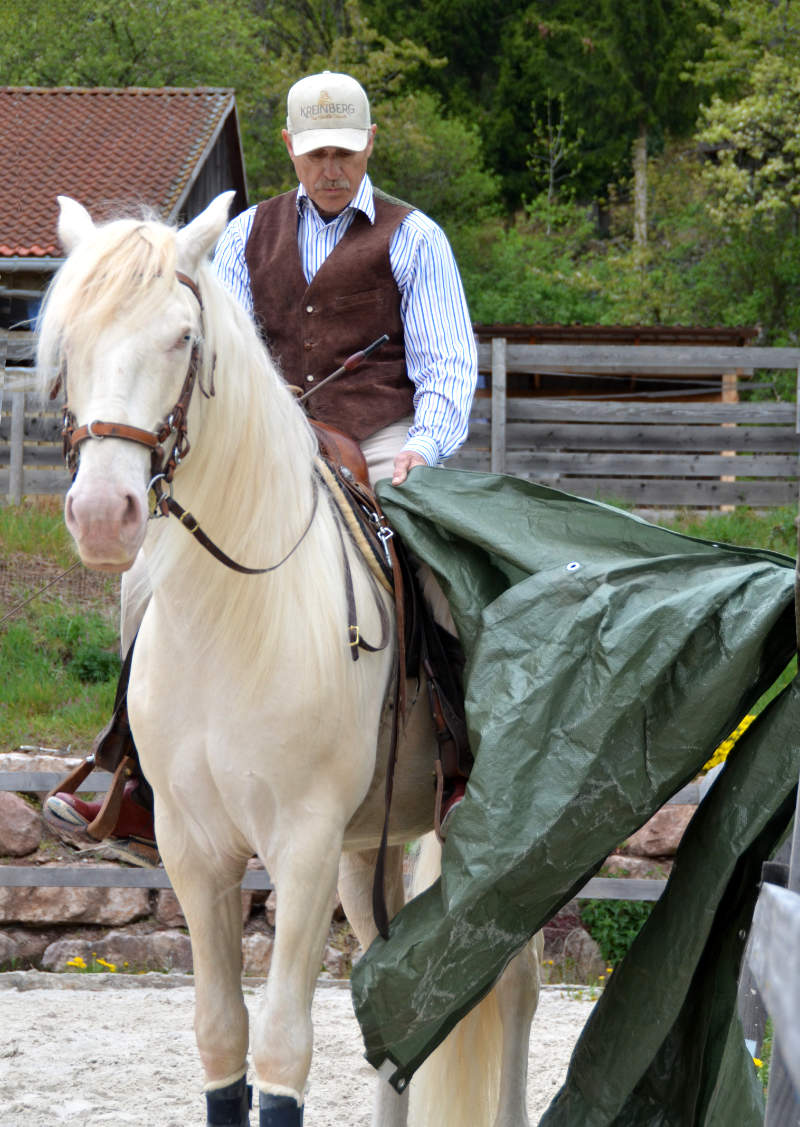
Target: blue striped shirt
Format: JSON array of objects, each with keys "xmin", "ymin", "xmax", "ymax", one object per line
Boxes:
[{"xmin": 212, "ymin": 174, "xmax": 477, "ymax": 465}]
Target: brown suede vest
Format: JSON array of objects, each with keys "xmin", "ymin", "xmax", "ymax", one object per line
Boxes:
[{"xmin": 245, "ymin": 188, "xmax": 414, "ymax": 441}]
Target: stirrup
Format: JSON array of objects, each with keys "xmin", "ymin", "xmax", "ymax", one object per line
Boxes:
[{"xmin": 44, "ymin": 754, "xmax": 136, "ymax": 842}]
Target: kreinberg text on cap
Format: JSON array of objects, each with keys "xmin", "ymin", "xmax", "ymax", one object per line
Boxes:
[{"xmin": 286, "ymin": 71, "xmax": 371, "ymax": 155}]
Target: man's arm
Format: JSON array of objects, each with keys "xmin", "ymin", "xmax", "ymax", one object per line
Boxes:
[
  {"xmin": 212, "ymin": 207, "xmax": 256, "ymax": 316},
  {"xmin": 391, "ymin": 212, "xmax": 478, "ymax": 468}
]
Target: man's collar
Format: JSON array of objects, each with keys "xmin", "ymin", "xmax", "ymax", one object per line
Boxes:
[{"xmin": 296, "ymin": 174, "xmax": 375, "ymax": 224}]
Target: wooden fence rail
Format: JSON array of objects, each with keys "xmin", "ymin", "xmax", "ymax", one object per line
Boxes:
[
  {"xmin": 450, "ymin": 340, "xmax": 800, "ymax": 508},
  {"xmin": 5, "ymin": 335, "xmax": 800, "ymax": 507},
  {"xmin": 0, "ymin": 767, "xmax": 714, "ymax": 899},
  {"xmin": 746, "ymin": 784, "xmax": 800, "ymax": 1123}
]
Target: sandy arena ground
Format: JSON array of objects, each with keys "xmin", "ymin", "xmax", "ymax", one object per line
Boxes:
[{"xmin": 0, "ymin": 972, "xmax": 595, "ymax": 1126}]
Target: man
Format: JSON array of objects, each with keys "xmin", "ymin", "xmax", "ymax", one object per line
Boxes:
[
  {"xmin": 214, "ymin": 69, "xmax": 476, "ymax": 486},
  {"xmin": 45, "ymin": 70, "xmax": 477, "ymax": 862}
]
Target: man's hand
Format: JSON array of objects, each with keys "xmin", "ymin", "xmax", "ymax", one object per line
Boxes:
[{"xmin": 392, "ymin": 450, "xmax": 427, "ymax": 485}]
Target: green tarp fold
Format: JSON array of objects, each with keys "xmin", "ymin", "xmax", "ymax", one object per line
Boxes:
[{"xmin": 349, "ymin": 469, "xmax": 799, "ymax": 1125}]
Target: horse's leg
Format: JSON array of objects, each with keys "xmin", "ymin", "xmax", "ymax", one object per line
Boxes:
[
  {"xmin": 339, "ymin": 845, "xmax": 409, "ymax": 1127},
  {"xmin": 492, "ymin": 933, "xmax": 543, "ymax": 1127},
  {"xmin": 250, "ymin": 813, "xmax": 348, "ymax": 1126},
  {"xmin": 155, "ymin": 813, "xmax": 251, "ymax": 1125}
]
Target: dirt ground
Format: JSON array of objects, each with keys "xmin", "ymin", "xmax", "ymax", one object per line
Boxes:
[{"xmin": 0, "ymin": 972, "xmax": 595, "ymax": 1126}]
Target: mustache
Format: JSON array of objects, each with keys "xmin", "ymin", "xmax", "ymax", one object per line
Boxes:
[{"xmin": 314, "ymin": 177, "xmax": 350, "ymax": 191}]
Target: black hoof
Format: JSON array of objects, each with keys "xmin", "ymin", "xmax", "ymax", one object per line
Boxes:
[
  {"xmin": 259, "ymin": 1092, "xmax": 304, "ymax": 1126},
  {"xmin": 206, "ymin": 1075, "xmax": 252, "ymax": 1126}
]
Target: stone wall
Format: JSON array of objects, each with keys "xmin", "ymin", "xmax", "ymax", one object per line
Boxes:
[
  {"xmin": 1, "ymin": 751, "xmax": 702, "ymax": 984},
  {"xmin": 0, "ymin": 752, "xmax": 356, "ymax": 979}
]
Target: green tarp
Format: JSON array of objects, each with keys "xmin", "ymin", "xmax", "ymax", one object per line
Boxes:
[{"xmin": 350, "ymin": 468, "xmax": 800, "ymax": 1126}]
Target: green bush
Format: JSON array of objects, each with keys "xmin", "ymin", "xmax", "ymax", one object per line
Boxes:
[
  {"xmin": 579, "ymin": 899, "xmax": 654, "ymax": 966},
  {"xmin": 67, "ymin": 644, "xmax": 121, "ymax": 684}
]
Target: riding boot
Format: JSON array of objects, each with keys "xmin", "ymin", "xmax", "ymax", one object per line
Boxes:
[
  {"xmin": 206, "ymin": 1076, "xmax": 252, "ymax": 1126},
  {"xmin": 259, "ymin": 1092, "xmax": 304, "ymax": 1126}
]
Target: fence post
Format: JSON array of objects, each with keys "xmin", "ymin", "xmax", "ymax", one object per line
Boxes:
[
  {"xmin": 9, "ymin": 390, "xmax": 25, "ymax": 505},
  {"xmin": 762, "ymin": 782, "xmax": 800, "ymax": 1125},
  {"xmin": 491, "ymin": 337, "xmax": 507, "ymax": 475}
]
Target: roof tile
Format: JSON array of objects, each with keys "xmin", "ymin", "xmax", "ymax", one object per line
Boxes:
[{"xmin": 2, "ymin": 87, "xmax": 235, "ymax": 258}]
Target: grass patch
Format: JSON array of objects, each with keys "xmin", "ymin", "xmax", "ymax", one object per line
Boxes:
[
  {"xmin": 659, "ymin": 505, "xmax": 797, "ymax": 560},
  {"xmin": 0, "ymin": 499, "xmax": 797, "ymax": 752},
  {"xmin": 0, "ymin": 600, "xmax": 120, "ymax": 749},
  {"xmin": 0, "ymin": 496, "xmax": 74, "ymax": 566},
  {"xmin": 1, "ymin": 499, "xmax": 120, "ymax": 751}
]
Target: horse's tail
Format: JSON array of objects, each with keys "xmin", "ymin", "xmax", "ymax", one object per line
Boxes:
[{"xmin": 407, "ymin": 832, "xmax": 504, "ymax": 1127}]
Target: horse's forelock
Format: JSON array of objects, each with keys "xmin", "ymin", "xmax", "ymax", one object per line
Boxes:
[{"xmin": 42, "ymin": 219, "xmax": 179, "ymax": 366}]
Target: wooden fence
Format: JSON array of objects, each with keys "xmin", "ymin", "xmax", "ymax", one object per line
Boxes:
[
  {"xmin": 746, "ymin": 783, "xmax": 800, "ymax": 1122},
  {"xmin": 5, "ymin": 334, "xmax": 800, "ymax": 508},
  {"xmin": 450, "ymin": 341, "xmax": 800, "ymax": 508},
  {"xmin": 0, "ymin": 764, "xmax": 718, "ymax": 899}
]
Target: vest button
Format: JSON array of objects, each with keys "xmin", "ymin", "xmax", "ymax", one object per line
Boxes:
[
  {"xmin": 305, "ymin": 305, "xmax": 314, "ymax": 313},
  {"xmin": 304, "ymin": 341, "xmax": 312, "ymax": 351},
  {"xmin": 306, "ymin": 375, "xmax": 314, "ymax": 382}
]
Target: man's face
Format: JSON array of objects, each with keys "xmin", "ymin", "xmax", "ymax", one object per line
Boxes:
[{"xmin": 282, "ymin": 127, "xmax": 376, "ymax": 219}]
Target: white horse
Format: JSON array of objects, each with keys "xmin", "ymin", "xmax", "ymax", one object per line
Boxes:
[{"xmin": 38, "ymin": 192, "xmax": 542, "ymax": 1127}]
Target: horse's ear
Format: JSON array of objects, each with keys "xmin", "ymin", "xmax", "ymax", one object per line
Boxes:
[
  {"xmin": 176, "ymin": 191, "xmax": 237, "ymax": 270},
  {"xmin": 57, "ymin": 196, "xmax": 96, "ymax": 253}
]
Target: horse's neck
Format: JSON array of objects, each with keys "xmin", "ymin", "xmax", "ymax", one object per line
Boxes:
[{"xmin": 142, "ymin": 345, "xmax": 325, "ymax": 658}]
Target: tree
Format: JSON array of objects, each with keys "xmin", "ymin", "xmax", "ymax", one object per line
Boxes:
[{"xmin": 692, "ymin": 0, "xmax": 800, "ymax": 228}]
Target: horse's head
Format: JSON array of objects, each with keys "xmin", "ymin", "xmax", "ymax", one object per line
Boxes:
[{"xmin": 40, "ymin": 192, "xmax": 235, "ymax": 571}]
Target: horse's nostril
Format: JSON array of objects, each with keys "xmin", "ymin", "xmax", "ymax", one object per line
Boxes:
[{"xmin": 121, "ymin": 492, "xmax": 141, "ymax": 529}]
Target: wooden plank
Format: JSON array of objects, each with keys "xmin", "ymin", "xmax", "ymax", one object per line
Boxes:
[
  {"xmin": 503, "ymin": 422, "xmax": 800, "ymax": 452},
  {"xmin": 0, "ymin": 417, "xmax": 63, "ymax": 443},
  {"xmin": 0, "ymin": 446, "xmax": 65, "ymax": 468},
  {"xmin": 477, "ymin": 342, "xmax": 800, "ymax": 374},
  {"xmin": 0, "ymin": 865, "xmax": 272, "ymax": 891},
  {"xmin": 506, "ymin": 398, "xmax": 796, "ymax": 425},
  {"xmin": 0, "ymin": 771, "xmax": 113, "ymax": 793},
  {"xmin": 0, "ymin": 866, "xmax": 656, "ymax": 898},
  {"xmin": 491, "ymin": 337, "xmax": 506, "ymax": 474},
  {"xmin": 8, "ymin": 390, "xmax": 24, "ymax": 504},
  {"xmin": 5, "ymin": 334, "xmax": 35, "ymax": 363},
  {"xmin": 577, "ymin": 877, "xmax": 666, "ymax": 901},
  {"xmin": 488, "ymin": 452, "xmax": 798, "ymax": 478},
  {"xmin": 0, "ymin": 469, "xmax": 68, "ymax": 495},
  {"xmin": 503, "ymin": 473, "xmax": 800, "ymax": 507},
  {"xmin": 749, "ymin": 882, "xmax": 800, "ymax": 1098}
]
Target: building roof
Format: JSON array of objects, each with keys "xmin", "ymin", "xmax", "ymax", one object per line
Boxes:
[{"xmin": 2, "ymin": 86, "xmax": 245, "ymax": 259}]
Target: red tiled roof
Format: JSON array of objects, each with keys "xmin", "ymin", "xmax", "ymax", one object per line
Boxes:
[{"xmin": 2, "ymin": 87, "xmax": 237, "ymax": 258}]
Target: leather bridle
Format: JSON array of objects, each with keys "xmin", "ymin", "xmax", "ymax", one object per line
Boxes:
[
  {"xmin": 54, "ymin": 271, "xmax": 319, "ymax": 576},
  {"xmin": 57, "ymin": 271, "xmax": 206, "ymax": 498}
]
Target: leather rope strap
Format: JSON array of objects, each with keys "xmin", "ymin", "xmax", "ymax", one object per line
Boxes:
[
  {"xmin": 315, "ymin": 458, "xmax": 393, "ymax": 595},
  {"xmin": 153, "ymin": 475, "xmax": 320, "ymax": 576}
]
